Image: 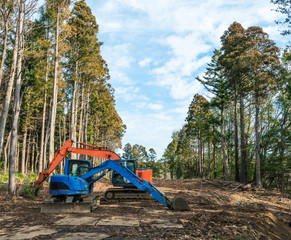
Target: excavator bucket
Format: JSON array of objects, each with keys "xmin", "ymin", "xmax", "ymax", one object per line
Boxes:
[{"xmin": 170, "ymin": 197, "xmax": 190, "ymax": 211}]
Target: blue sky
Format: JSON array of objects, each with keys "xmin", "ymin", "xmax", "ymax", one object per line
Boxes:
[{"xmin": 86, "ymin": 0, "xmax": 287, "ymax": 158}]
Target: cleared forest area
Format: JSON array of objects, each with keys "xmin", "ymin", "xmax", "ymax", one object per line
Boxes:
[{"xmin": 0, "ymin": 178, "xmax": 290, "ymax": 239}]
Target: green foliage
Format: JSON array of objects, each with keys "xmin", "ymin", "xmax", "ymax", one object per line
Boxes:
[
  {"xmin": 21, "ymin": 180, "xmax": 36, "ymax": 200},
  {"xmin": 0, "ymin": 170, "xmax": 9, "ymax": 183},
  {"xmin": 0, "ymin": 171, "xmax": 37, "ymax": 184}
]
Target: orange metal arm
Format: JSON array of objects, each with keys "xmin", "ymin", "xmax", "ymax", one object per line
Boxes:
[{"xmin": 33, "ymin": 139, "xmax": 121, "ymax": 190}]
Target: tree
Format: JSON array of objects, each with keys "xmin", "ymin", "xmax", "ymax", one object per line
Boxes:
[
  {"xmin": 220, "ymin": 22, "xmax": 250, "ymax": 183},
  {"xmin": 197, "ymin": 50, "xmax": 232, "ymax": 180},
  {"xmin": 122, "ymin": 143, "xmax": 134, "ymax": 159},
  {"xmin": 67, "ymin": 0, "xmax": 99, "ymax": 150},
  {"xmin": 48, "ymin": 0, "xmax": 70, "ymax": 161},
  {"xmin": 186, "ymin": 94, "xmax": 213, "ymax": 179},
  {"xmin": 8, "ymin": 0, "xmax": 25, "ymax": 195},
  {"xmin": 0, "ymin": 0, "xmax": 21, "ymax": 164},
  {"xmin": 244, "ymin": 26, "xmax": 280, "ymax": 187}
]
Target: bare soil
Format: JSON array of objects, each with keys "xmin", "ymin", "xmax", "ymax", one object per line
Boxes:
[{"xmin": 0, "ymin": 178, "xmax": 290, "ymax": 239}]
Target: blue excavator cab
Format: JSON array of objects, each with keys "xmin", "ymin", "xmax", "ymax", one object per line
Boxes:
[{"xmin": 49, "ymin": 159, "xmax": 93, "ymax": 195}]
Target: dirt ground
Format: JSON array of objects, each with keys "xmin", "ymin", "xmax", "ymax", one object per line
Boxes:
[{"xmin": 0, "ymin": 178, "xmax": 290, "ymax": 239}]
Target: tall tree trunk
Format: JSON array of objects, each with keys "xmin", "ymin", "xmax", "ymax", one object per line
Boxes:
[
  {"xmin": 198, "ymin": 131, "xmax": 203, "ymax": 178},
  {"xmin": 208, "ymin": 139, "xmax": 211, "ymax": 179},
  {"xmin": 9, "ymin": 0, "xmax": 25, "ymax": 195},
  {"xmin": 279, "ymin": 109, "xmax": 288, "ymax": 191},
  {"xmin": 70, "ymin": 59, "xmax": 78, "ymax": 158},
  {"xmin": 62, "ymin": 114, "xmax": 66, "ymax": 146},
  {"xmin": 44, "ymin": 99, "xmax": 52, "ymax": 169},
  {"xmin": 84, "ymin": 92, "xmax": 89, "ymax": 160},
  {"xmin": 39, "ymin": 50, "xmax": 49, "ymax": 174},
  {"xmin": 0, "ymin": 21, "xmax": 9, "ymax": 87},
  {"xmin": 49, "ymin": 6, "xmax": 59, "ymax": 161},
  {"xmin": 0, "ymin": 4, "xmax": 21, "ymax": 159},
  {"xmin": 78, "ymin": 81, "xmax": 85, "ymax": 143},
  {"xmin": 4, "ymin": 130, "xmax": 11, "ymax": 172},
  {"xmin": 221, "ymin": 106, "xmax": 230, "ymax": 180},
  {"xmin": 255, "ymin": 87, "xmax": 262, "ymax": 188},
  {"xmin": 21, "ymin": 127, "xmax": 27, "ymax": 174},
  {"xmin": 213, "ymin": 142, "xmax": 216, "ymax": 179},
  {"xmin": 16, "ymin": 139, "xmax": 19, "ymax": 172},
  {"xmin": 25, "ymin": 132, "xmax": 31, "ymax": 173},
  {"xmin": 234, "ymin": 87, "xmax": 239, "ymax": 181},
  {"xmin": 240, "ymin": 91, "xmax": 247, "ymax": 184},
  {"xmin": 84, "ymin": 92, "xmax": 89, "ymax": 140},
  {"xmin": 31, "ymin": 135, "xmax": 35, "ymax": 173}
]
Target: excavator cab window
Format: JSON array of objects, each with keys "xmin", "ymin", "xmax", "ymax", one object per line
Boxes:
[
  {"xmin": 68, "ymin": 160, "xmax": 91, "ymax": 177},
  {"xmin": 124, "ymin": 160, "xmax": 135, "ymax": 172}
]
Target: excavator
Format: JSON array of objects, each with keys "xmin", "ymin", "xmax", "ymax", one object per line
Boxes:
[{"xmin": 34, "ymin": 140, "xmax": 190, "ymax": 213}]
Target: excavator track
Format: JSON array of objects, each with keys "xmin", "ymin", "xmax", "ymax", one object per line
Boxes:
[{"xmin": 104, "ymin": 188, "xmax": 151, "ymax": 201}]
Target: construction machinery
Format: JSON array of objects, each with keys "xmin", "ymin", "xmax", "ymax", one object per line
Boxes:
[
  {"xmin": 105, "ymin": 159, "xmax": 152, "ymax": 200},
  {"xmin": 34, "ymin": 140, "xmax": 190, "ymax": 213}
]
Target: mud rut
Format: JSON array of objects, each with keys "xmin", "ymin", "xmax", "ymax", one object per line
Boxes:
[{"xmin": 0, "ymin": 178, "xmax": 290, "ymax": 239}]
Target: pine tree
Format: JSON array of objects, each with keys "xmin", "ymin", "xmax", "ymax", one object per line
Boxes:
[
  {"xmin": 244, "ymin": 26, "xmax": 280, "ymax": 187},
  {"xmin": 220, "ymin": 22, "xmax": 250, "ymax": 183}
]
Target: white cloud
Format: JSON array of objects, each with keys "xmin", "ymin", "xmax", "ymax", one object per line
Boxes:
[
  {"xmin": 138, "ymin": 57, "xmax": 152, "ymax": 67},
  {"xmin": 148, "ymin": 103, "xmax": 164, "ymax": 111}
]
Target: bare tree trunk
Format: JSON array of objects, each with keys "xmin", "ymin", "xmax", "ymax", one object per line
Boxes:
[
  {"xmin": 240, "ymin": 92, "xmax": 247, "ymax": 184},
  {"xmin": 21, "ymin": 127, "xmax": 27, "ymax": 174},
  {"xmin": 44, "ymin": 99, "xmax": 52, "ymax": 169},
  {"xmin": 213, "ymin": 142, "xmax": 216, "ymax": 179},
  {"xmin": 234, "ymin": 88, "xmax": 239, "ymax": 182},
  {"xmin": 279, "ymin": 110, "xmax": 288, "ymax": 191},
  {"xmin": 62, "ymin": 114, "xmax": 66, "ymax": 145},
  {"xmin": 25, "ymin": 132, "xmax": 31, "ymax": 173},
  {"xmin": 39, "ymin": 50, "xmax": 49, "ymax": 174},
  {"xmin": 31, "ymin": 135, "xmax": 35, "ymax": 173},
  {"xmin": 198, "ymin": 131, "xmax": 203, "ymax": 178},
  {"xmin": 0, "ymin": 21, "xmax": 8, "ymax": 87},
  {"xmin": 75, "ymin": 90, "xmax": 79, "ymax": 158},
  {"xmin": 49, "ymin": 6, "xmax": 59, "ymax": 161},
  {"xmin": 255, "ymin": 87, "xmax": 262, "ymax": 188},
  {"xmin": 208, "ymin": 139, "xmax": 211, "ymax": 179},
  {"xmin": 16, "ymin": 139, "xmax": 19, "ymax": 172},
  {"xmin": 84, "ymin": 92, "xmax": 89, "ymax": 140},
  {"xmin": 4, "ymin": 130, "xmax": 11, "ymax": 172},
  {"xmin": 221, "ymin": 106, "xmax": 230, "ymax": 180},
  {"xmin": 0, "ymin": 3, "xmax": 21, "ymax": 159},
  {"xmin": 70, "ymin": 60, "xmax": 78, "ymax": 158},
  {"xmin": 59, "ymin": 116, "xmax": 63, "ymax": 173},
  {"xmin": 78, "ymin": 81, "xmax": 85, "ymax": 143},
  {"xmin": 8, "ymin": 0, "xmax": 25, "ymax": 195}
]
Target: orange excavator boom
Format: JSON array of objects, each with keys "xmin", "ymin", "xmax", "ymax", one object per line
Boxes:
[{"xmin": 33, "ymin": 139, "xmax": 120, "ymax": 191}]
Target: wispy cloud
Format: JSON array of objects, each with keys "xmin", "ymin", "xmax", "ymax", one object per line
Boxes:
[{"xmin": 88, "ymin": 0, "xmax": 286, "ymax": 157}]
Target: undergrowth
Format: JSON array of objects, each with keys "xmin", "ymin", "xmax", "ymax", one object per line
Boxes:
[{"xmin": 0, "ymin": 171, "xmax": 38, "ymax": 199}]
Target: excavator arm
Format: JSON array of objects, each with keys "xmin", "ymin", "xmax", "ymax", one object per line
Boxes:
[
  {"xmin": 81, "ymin": 160, "xmax": 173, "ymax": 209},
  {"xmin": 34, "ymin": 139, "xmax": 120, "ymax": 191}
]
